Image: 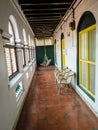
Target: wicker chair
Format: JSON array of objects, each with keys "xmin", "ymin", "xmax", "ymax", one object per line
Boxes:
[{"xmin": 56, "ymin": 70, "xmax": 74, "ymax": 94}]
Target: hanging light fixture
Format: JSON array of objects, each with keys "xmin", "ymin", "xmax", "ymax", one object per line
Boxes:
[{"xmin": 69, "ymin": 8, "xmax": 75, "ymax": 31}]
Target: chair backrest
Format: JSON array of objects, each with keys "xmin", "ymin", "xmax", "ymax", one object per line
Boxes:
[
  {"xmin": 67, "ymin": 71, "xmax": 74, "ymax": 84},
  {"xmin": 63, "ymin": 66, "xmax": 68, "ymax": 71},
  {"xmin": 68, "ymin": 71, "xmax": 74, "ymax": 76},
  {"xmin": 67, "ymin": 76, "xmax": 72, "ymax": 84},
  {"xmin": 63, "ymin": 68, "xmax": 71, "ymax": 73}
]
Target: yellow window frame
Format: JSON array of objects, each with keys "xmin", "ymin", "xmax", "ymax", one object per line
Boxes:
[
  {"xmin": 79, "ymin": 24, "xmax": 96, "ymax": 98},
  {"xmin": 61, "ymin": 39, "xmax": 66, "ymax": 68}
]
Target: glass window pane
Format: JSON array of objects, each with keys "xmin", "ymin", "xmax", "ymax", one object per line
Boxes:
[
  {"xmin": 10, "ymin": 48, "xmax": 17, "ymax": 73},
  {"xmin": 89, "ymin": 29, "xmax": 96, "ymax": 62},
  {"xmin": 81, "ymin": 32, "xmax": 87, "ymax": 59},
  {"xmin": 32, "ymin": 48, "xmax": 34, "ymax": 59},
  {"xmin": 82, "ymin": 62, "xmax": 86, "ymax": 87},
  {"xmin": 79, "ymin": 25, "xmax": 96, "ymax": 97},
  {"xmin": 5, "ymin": 48, "xmax": 12, "ymax": 76},
  {"xmin": 89, "ymin": 64, "xmax": 95, "ymax": 94}
]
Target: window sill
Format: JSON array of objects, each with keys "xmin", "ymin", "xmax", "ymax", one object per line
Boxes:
[
  {"xmin": 9, "ymin": 73, "xmax": 23, "ymax": 89},
  {"xmin": 23, "ymin": 66, "xmax": 29, "ymax": 73},
  {"xmin": 28, "ymin": 61, "xmax": 32, "ymax": 66},
  {"xmin": 29, "ymin": 58, "xmax": 36, "ymax": 64}
]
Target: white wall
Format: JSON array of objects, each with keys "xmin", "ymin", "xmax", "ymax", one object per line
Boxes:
[
  {"xmin": 54, "ymin": 0, "xmax": 98, "ymax": 117},
  {"xmin": 56, "ymin": 39, "xmax": 61, "ymax": 69},
  {"xmin": 0, "ymin": 0, "xmax": 36, "ymax": 130}
]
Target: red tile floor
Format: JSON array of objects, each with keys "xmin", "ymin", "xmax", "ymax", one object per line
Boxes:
[{"xmin": 16, "ymin": 66, "xmax": 98, "ymax": 130}]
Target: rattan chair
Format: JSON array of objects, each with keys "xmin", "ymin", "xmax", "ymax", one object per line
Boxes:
[{"xmin": 56, "ymin": 70, "xmax": 74, "ymax": 94}]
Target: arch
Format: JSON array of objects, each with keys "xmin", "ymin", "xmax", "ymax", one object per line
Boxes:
[
  {"xmin": 6, "ymin": 15, "xmax": 19, "ymax": 78},
  {"xmin": 8, "ymin": 21, "xmax": 15, "ymax": 45},
  {"xmin": 61, "ymin": 33, "xmax": 64, "ymax": 40},
  {"xmin": 77, "ymin": 11, "xmax": 96, "ymax": 101},
  {"xmin": 9, "ymin": 15, "xmax": 20, "ymax": 42},
  {"xmin": 77, "ymin": 11, "xmax": 96, "ymax": 32},
  {"xmin": 54, "ymin": 39, "xmax": 56, "ymax": 44}
]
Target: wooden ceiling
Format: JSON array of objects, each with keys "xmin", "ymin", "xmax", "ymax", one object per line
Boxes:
[{"xmin": 18, "ymin": 0, "xmax": 75, "ymax": 38}]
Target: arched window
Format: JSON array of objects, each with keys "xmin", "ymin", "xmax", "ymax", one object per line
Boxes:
[
  {"xmin": 30, "ymin": 39, "xmax": 34, "ymax": 59},
  {"xmin": 5, "ymin": 20, "xmax": 18, "ymax": 79},
  {"xmin": 23, "ymin": 29, "xmax": 27, "ymax": 44},
  {"xmin": 22, "ymin": 29, "xmax": 26, "ymax": 67},
  {"xmin": 28, "ymin": 35, "xmax": 32, "ymax": 61},
  {"xmin": 77, "ymin": 11, "xmax": 96, "ymax": 101},
  {"xmin": 8, "ymin": 21, "xmax": 14, "ymax": 44},
  {"xmin": 27, "ymin": 34, "xmax": 31, "ymax": 62}
]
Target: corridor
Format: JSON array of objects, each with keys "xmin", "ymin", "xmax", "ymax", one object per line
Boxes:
[{"xmin": 16, "ymin": 66, "xmax": 98, "ymax": 130}]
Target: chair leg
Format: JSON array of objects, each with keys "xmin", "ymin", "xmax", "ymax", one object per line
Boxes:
[
  {"xmin": 56, "ymin": 80, "xmax": 59, "ymax": 91},
  {"xmin": 58, "ymin": 84, "xmax": 61, "ymax": 94},
  {"xmin": 56, "ymin": 83, "xmax": 58, "ymax": 92},
  {"xmin": 64, "ymin": 84, "xmax": 67, "ymax": 91},
  {"xmin": 68, "ymin": 84, "xmax": 72, "ymax": 89}
]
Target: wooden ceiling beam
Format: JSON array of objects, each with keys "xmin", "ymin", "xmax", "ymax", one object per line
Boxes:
[
  {"xmin": 18, "ymin": 0, "xmax": 75, "ymax": 37},
  {"xmin": 23, "ymin": 8, "xmax": 68, "ymax": 11},
  {"xmin": 28, "ymin": 18, "xmax": 60, "ymax": 22},
  {"xmin": 20, "ymin": 2, "xmax": 72, "ymax": 6},
  {"xmin": 29, "ymin": 21, "xmax": 59, "ymax": 24},
  {"xmin": 27, "ymin": 16, "xmax": 61, "ymax": 19},
  {"xmin": 25, "ymin": 12, "xmax": 65, "ymax": 16}
]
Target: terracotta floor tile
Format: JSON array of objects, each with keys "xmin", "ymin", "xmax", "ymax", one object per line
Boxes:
[{"xmin": 16, "ymin": 66, "xmax": 98, "ymax": 130}]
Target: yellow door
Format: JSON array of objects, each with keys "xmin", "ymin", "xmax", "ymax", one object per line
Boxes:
[{"xmin": 61, "ymin": 39, "xmax": 66, "ymax": 68}]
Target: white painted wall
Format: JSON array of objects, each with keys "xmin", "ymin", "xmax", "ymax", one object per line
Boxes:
[
  {"xmin": 56, "ymin": 39, "xmax": 61, "ymax": 69},
  {"xmin": 54, "ymin": 0, "xmax": 98, "ymax": 117},
  {"xmin": 0, "ymin": 0, "xmax": 36, "ymax": 130}
]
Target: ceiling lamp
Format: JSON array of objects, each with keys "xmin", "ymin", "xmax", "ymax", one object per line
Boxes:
[{"xmin": 69, "ymin": 8, "xmax": 75, "ymax": 31}]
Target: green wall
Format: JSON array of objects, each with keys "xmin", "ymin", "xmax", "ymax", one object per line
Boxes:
[{"xmin": 36, "ymin": 45, "xmax": 54, "ymax": 66}]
